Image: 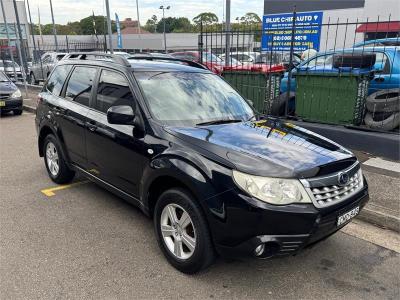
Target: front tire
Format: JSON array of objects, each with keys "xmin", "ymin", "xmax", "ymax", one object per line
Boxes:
[
  {"xmin": 154, "ymin": 188, "xmax": 215, "ymax": 274},
  {"xmin": 43, "ymin": 134, "xmax": 75, "ymax": 184},
  {"xmin": 13, "ymin": 109, "xmax": 22, "ymax": 115}
]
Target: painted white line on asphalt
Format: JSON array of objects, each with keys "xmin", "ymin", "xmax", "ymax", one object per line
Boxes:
[{"xmin": 363, "ymin": 157, "xmax": 400, "ymax": 173}]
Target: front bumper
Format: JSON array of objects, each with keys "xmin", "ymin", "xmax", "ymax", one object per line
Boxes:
[
  {"xmin": 212, "ymin": 184, "xmax": 369, "ymax": 259},
  {"xmin": 0, "ymin": 98, "xmax": 23, "ymax": 112}
]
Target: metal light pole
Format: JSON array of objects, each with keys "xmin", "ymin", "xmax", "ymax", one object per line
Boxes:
[
  {"xmin": 26, "ymin": 0, "xmax": 37, "ymax": 61},
  {"xmin": 159, "ymin": 5, "xmax": 170, "ymax": 53},
  {"xmin": 49, "ymin": 0, "xmax": 58, "ymax": 51},
  {"xmin": 225, "ymin": 0, "xmax": 231, "ymax": 66},
  {"xmin": 0, "ymin": 0, "xmax": 17, "ymax": 80},
  {"xmin": 15, "ymin": 23, "xmax": 29, "ymax": 96},
  {"xmin": 105, "ymin": 0, "xmax": 113, "ymax": 53},
  {"xmin": 12, "ymin": 0, "xmax": 29, "ymax": 78}
]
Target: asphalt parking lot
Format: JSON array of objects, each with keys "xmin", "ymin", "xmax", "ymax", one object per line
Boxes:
[{"xmin": 1, "ymin": 112, "xmax": 399, "ymax": 299}]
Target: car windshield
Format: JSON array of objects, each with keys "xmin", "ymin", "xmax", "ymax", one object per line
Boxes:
[
  {"xmin": 0, "ymin": 71, "xmax": 10, "ymax": 81},
  {"xmin": 135, "ymin": 71, "xmax": 254, "ymax": 126}
]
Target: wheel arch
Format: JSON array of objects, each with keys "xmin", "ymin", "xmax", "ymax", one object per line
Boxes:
[
  {"xmin": 38, "ymin": 125, "xmax": 71, "ymax": 167},
  {"xmin": 141, "ymin": 155, "xmax": 222, "ymax": 219}
]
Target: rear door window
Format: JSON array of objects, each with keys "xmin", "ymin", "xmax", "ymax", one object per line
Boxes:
[
  {"xmin": 65, "ymin": 66, "xmax": 97, "ymax": 106},
  {"xmin": 45, "ymin": 64, "xmax": 72, "ymax": 96},
  {"xmin": 94, "ymin": 69, "xmax": 134, "ymax": 113}
]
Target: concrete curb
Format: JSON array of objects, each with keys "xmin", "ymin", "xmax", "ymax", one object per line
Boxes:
[
  {"xmin": 358, "ymin": 207, "xmax": 399, "ymax": 233},
  {"xmin": 23, "ymin": 104, "xmax": 36, "ymax": 114}
]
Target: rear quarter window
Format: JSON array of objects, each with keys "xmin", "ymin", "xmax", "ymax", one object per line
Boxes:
[{"xmin": 45, "ymin": 64, "xmax": 72, "ymax": 96}]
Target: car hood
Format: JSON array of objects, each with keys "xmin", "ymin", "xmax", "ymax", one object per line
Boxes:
[
  {"xmin": 165, "ymin": 118, "xmax": 353, "ymax": 178},
  {"xmin": 0, "ymin": 81, "xmax": 18, "ymax": 93}
]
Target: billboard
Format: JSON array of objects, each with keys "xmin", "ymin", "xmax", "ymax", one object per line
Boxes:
[{"xmin": 261, "ymin": 11, "xmax": 323, "ymax": 51}]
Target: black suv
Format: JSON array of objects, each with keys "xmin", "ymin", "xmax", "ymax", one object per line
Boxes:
[{"xmin": 36, "ymin": 53, "xmax": 369, "ymax": 274}]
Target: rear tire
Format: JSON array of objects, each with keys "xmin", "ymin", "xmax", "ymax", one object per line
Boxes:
[
  {"xmin": 154, "ymin": 188, "xmax": 215, "ymax": 274},
  {"xmin": 43, "ymin": 134, "xmax": 75, "ymax": 184}
]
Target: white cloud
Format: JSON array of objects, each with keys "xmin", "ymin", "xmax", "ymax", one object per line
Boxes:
[{"xmin": 27, "ymin": 0, "xmax": 263, "ymax": 25}]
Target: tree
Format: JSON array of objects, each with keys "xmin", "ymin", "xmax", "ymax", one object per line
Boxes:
[
  {"xmin": 240, "ymin": 12, "xmax": 261, "ymax": 24},
  {"xmin": 144, "ymin": 15, "xmax": 158, "ymax": 33},
  {"xmin": 79, "ymin": 15, "xmax": 116, "ymax": 35},
  {"xmin": 192, "ymin": 12, "xmax": 218, "ymax": 27},
  {"xmin": 156, "ymin": 17, "xmax": 193, "ymax": 33}
]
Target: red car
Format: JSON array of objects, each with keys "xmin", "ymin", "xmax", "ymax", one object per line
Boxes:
[{"xmin": 170, "ymin": 51, "xmax": 225, "ymax": 74}]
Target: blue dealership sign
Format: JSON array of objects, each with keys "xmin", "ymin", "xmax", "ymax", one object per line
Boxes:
[
  {"xmin": 261, "ymin": 11, "xmax": 323, "ymax": 52},
  {"xmin": 115, "ymin": 13, "xmax": 123, "ymax": 49}
]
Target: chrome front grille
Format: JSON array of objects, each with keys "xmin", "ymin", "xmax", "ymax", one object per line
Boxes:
[{"xmin": 301, "ymin": 162, "xmax": 364, "ymax": 208}]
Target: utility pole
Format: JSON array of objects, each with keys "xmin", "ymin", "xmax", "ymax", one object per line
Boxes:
[
  {"xmin": 49, "ymin": 0, "xmax": 58, "ymax": 51},
  {"xmin": 159, "ymin": 5, "xmax": 170, "ymax": 53},
  {"xmin": 26, "ymin": 0, "xmax": 37, "ymax": 61},
  {"xmin": 105, "ymin": 0, "xmax": 113, "ymax": 53},
  {"xmin": 12, "ymin": 0, "xmax": 28, "ymax": 77},
  {"xmin": 0, "ymin": 0, "xmax": 17, "ymax": 80},
  {"xmin": 225, "ymin": 0, "xmax": 231, "ymax": 66},
  {"xmin": 15, "ymin": 23, "xmax": 28, "ymax": 96},
  {"xmin": 136, "ymin": 0, "xmax": 142, "ymax": 51}
]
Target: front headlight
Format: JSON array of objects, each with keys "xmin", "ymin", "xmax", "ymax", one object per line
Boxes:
[
  {"xmin": 11, "ymin": 89, "xmax": 22, "ymax": 99},
  {"xmin": 233, "ymin": 170, "xmax": 311, "ymax": 205}
]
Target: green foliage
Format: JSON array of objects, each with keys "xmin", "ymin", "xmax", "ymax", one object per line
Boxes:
[
  {"xmin": 30, "ymin": 11, "xmax": 261, "ymax": 36},
  {"xmin": 31, "ymin": 15, "xmax": 117, "ymax": 36},
  {"xmin": 156, "ymin": 17, "xmax": 194, "ymax": 33},
  {"xmin": 240, "ymin": 12, "xmax": 261, "ymax": 24},
  {"xmin": 192, "ymin": 12, "xmax": 219, "ymax": 26},
  {"xmin": 144, "ymin": 15, "xmax": 158, "ymax": 33}
]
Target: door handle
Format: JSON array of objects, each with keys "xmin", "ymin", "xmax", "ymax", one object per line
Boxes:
[
  {"xmin": 374, "ymin": 77, "xmax": 385, "ymax": 82},
  {"xmin": 85, "ymin": 121, "xmax": 97, "ymax": 132}
]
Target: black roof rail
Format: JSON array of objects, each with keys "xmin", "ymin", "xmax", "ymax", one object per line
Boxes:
[
  {"xmin": 63, "ymin": 52, "xmax": 130, "ymax": 67},
  {"xmin": 127, "ymin": 55, "xmax": 209, "ymax": 71}
]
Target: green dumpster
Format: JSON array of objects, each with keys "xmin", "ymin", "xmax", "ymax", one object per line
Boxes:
[
  {"xmin": 295, "ymin": 70, "xmax": 370, "ymax": 125},
  {"xmin": 222, "ymin": 71, "xmax": 282, "ymax": 114}
]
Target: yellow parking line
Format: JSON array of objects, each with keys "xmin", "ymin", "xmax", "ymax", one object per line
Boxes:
[{"xmin": 41, "ymin": 180, "xmax": 90, "ymax": 197}]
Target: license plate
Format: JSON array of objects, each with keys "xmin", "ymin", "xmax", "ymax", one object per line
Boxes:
[
  {"xmin": 337, "ymin": 206, "xmax": 359, "ymax": 226},
  {"xmin": 0, "ymin": 101, "xmax": 5, "ymax": 107}
]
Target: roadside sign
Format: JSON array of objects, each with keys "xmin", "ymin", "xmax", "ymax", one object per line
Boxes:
[
  {"xmin": 261, "ymin": 11, "xmax": 323, "ymax": 52},
  {"xmin": 115, "ymin": 13, "xmax": 123, "ymax": 49}
]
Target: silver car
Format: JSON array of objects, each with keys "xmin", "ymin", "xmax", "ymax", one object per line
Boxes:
[
  {"xmin": 29, "ymin": 52, "xmax": 66, "ymax": 84},
  {"xmin": 0, "ymin": 60, "xmax": 23, "ymax": 82}
]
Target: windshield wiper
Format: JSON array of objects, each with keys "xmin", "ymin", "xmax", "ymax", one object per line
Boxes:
[{"xmin": 196, "ymin": 119, "xmax": 242, "ymax": 126}]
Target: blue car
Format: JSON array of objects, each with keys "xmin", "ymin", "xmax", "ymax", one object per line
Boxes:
[
  {"xmin": 278, "ymin": 47, "xmax": 400, "ymax": 115},
  {"xmin": 353, "ymin": 38, "xmax": 400, "ymax": 48}
]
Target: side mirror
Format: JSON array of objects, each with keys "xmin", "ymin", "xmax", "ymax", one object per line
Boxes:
[
  {"xmin": 107, "ymin": 105, "xmax": 135, "ymax": 125},
  {"xmin": 246, "ymin": 99, "xmax": 254, "ymax": 107}
]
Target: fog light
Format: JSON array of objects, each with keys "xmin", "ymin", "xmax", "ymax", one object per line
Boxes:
[{"xmin": 254, "ymin": 244, "xmax": 265, "ymax": 256}]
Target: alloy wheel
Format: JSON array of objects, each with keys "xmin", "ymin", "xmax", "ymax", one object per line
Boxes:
[
  {"xmin": 160, "ymin": 204, "xmax": 196, "ymax": 260},
  {"xmin": 46, "ymin": 142, "xmax": 59, "ymax": 176}
]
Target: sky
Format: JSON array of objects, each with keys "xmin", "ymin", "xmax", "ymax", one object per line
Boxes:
[{"xmin": 27, "ymin": 0, "xmax": 264, "ymax": 25}]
